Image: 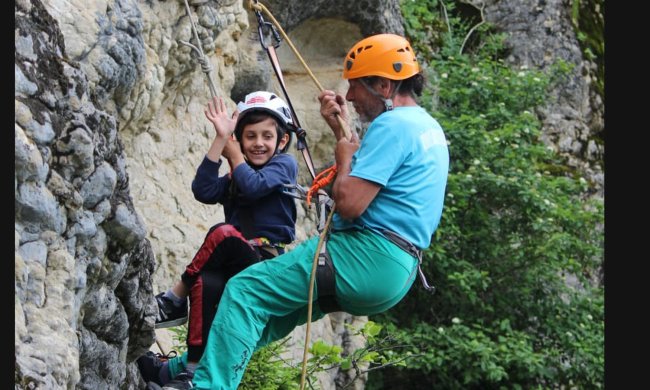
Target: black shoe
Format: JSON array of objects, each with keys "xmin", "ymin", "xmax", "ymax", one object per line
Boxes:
[
  {"xmin": 136, "ymin": 350, "xmax": 178, "ymax": 386},
  {"xmin": 155, "ymin": 292, "xmax": 188, "ymax": 329},
  {"xmin": 162, "ymin": 369, "xmax": 195, "ymax": 389}
]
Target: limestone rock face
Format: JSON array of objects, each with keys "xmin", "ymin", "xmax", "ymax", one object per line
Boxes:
[
  {"xmin": 16, "ymin": 1, "xmax": 155, "ymax": 387},
  {"xmin": 15, "ymin": 0, "xmax": 602, "ymax": 388},
  {"xmin": 482, "ymin": 0, "xmax": 604, "ymax": 196}
]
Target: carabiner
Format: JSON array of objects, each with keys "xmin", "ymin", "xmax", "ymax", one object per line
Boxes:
[
  {"xmin": 281, "ymin": 183, "xmax": 308, "ymax": 200},
  {"xmin": 255, "ymin": 11, "xmax": 281, "ymax": 50}
]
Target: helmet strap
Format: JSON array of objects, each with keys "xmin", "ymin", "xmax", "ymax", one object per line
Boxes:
[{"xmin": 359, "ymin": 78, "xmax": 403, "ymax": 112}]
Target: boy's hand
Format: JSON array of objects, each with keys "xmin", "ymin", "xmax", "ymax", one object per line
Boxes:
[
  {"xmin": 222, "ymin": 136, "xmax": 241, "ymax": 159},
  {"xmin": 222, "ymin": 135, "xmax": 245, "ymax": 169},
  {"xmin": 204, "ymin": 96, "xmax": 239, "ymax": 139}
]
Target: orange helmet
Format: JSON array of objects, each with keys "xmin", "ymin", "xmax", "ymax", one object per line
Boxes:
[{"xmin": 343, "ymin": 34, "xmax": 420, "ymax": 80}]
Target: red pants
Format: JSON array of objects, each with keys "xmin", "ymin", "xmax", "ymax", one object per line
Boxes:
[{"xmin": 181, "ymin": 223, "xmax": 267, "ymax": 361}]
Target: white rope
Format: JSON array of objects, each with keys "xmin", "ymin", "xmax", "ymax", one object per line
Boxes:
[{"xmin": 180, "ymin": 0, "xmax": 219, "ymax": 99}]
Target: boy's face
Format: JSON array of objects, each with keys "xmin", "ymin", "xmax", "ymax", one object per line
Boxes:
[{"xmin": 240, "ymin": 117, "xmax": 289, "ymax": 166}]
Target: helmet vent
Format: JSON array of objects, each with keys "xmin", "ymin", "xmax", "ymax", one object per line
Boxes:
[{"xmin": 346, "ymin": 60, "xmax": 353, "ymax": 70}]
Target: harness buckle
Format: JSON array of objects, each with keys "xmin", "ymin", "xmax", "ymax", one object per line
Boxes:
[
  {"xmin": 381, "ymin": 229, "xmax": 435, "ymax": 294},
  {"xmin": 317, "ymin": 192, "xmax": 335, "ymax": 233}
]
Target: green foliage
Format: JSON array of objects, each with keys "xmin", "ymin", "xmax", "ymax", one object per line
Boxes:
[
  {"xmin": 401, "ymin": 0, "xmax": 448, "ymax": 59},
  {"xmin": 240, "ymin": 321, "xmax": 415, "ymax": 389},
  {"xmin": 366, "ymin": 1, "xmax": 604, "ymax": 388},
  {"xmin": 168, "ymin": 325, "xmax": 188, "ymax": 354},
  {"xmin": 240, "ymin": 339, "xmax": 303, "ymax": 390}
]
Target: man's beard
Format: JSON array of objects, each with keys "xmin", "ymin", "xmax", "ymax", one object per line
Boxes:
[{"xmin": 356, "ymin": 101, "xmax": 385, "ymax": 124}]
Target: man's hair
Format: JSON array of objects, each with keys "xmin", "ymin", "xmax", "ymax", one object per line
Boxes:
[{"xmin": 363, "ymin": 73, "xmax": 425, "ymax": 98}]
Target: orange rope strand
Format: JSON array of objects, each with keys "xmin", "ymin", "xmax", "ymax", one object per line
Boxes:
[{"xmin": 306, "ymin": 164, "xmax": 337, "ymax": 206}]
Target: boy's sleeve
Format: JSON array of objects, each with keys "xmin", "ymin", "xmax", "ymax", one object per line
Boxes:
[{"xmin": 191, "ymin": 156, "xmax": 230, "ymax": 204}]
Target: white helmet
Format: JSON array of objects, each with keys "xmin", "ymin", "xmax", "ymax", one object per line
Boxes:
[{"xmin": 235, "ymin": 91, "xmax": 294, "ymax": 152}]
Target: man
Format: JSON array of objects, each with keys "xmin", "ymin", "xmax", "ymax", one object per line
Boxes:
[{"xmin": 162, "ymin": 33, "xmax": 449, "ymax": 390}]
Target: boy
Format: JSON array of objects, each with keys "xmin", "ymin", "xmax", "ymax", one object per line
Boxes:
[{"xmin": 137, "ymin": 91, "xmax": 299, "ymax": 387}]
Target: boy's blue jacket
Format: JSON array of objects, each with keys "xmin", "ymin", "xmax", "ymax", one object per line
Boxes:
[{"xmin": 191, "ymin": 153, "xmax": 298, "ymax": 244}]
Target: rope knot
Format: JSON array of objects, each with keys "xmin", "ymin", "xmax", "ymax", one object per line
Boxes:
[
  {"xmin": 306, "ymin": 164, "xmax": 337, "ymax": 207},
  {"xmin": 197, "ymin": 56, "xmax": 213, "ymax": 73}
]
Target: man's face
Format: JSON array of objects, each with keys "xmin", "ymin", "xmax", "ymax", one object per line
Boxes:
[{"xmin": 345, "ymin": 79, "xmax": 385, "ymax": 124}]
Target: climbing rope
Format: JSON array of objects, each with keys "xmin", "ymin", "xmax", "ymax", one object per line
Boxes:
[
  {"xmin": 180, "ymin": 0, "xmax": 219, "ymax": 99},
  {"xmin": 246, "ymin": 2, "xmax": 351, "ymax": 389}
]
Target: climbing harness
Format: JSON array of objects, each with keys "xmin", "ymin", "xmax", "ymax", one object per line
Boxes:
[{"xmin": 380, "ymin": 229, "xmax": 435, "ymax": 293}]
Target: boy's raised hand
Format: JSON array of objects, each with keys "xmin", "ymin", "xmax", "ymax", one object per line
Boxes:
[{"xmin": 204, "ymin": 96, "xmax": 239, "ymax": 139}]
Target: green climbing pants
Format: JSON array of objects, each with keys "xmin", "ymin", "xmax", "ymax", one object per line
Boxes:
[{"xmin": 189, "ymin": 228, "xmax": 419, "ymax": 389}]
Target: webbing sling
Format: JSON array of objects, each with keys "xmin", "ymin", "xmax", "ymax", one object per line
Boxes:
[{"xmin": 254, "ymin": 9, "xmax": 337, "ymax": 241}]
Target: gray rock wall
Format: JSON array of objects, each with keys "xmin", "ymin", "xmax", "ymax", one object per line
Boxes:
[
  {"xmin": 482, "ymin": 0, "xmax": 604, "ymax": 195},
  {"xmin": 15, "ymin": 1, "xmax": 155, "ymax": 387}
]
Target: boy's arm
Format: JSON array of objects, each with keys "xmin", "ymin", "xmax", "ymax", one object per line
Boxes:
[{"xmin": 191, "ymin": 157, "xmax": 230, "ymax": 204}]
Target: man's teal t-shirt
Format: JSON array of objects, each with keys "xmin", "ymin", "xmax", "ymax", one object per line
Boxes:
[{"xmin": 332, "ymin": 106, "xmax": 449, "ymax": 249}]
